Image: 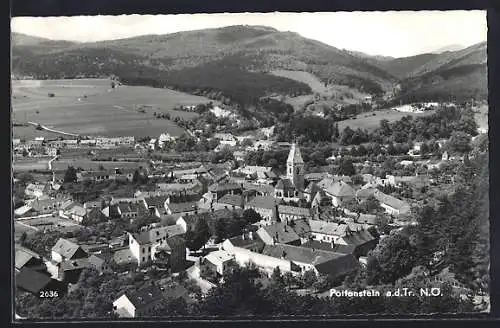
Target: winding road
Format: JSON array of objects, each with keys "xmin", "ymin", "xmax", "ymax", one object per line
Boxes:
[{"xmin": 27, "ymin": 121, "xmax": 80, "ymax": 138}]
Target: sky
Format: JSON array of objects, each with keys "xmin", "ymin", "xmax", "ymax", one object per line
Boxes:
[{"xmin": 11, "ymin": 11, "xmax": 487, "ymax": 58}]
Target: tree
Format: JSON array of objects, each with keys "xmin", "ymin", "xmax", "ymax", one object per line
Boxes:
[
  {"xmin": 446, "ymin": 131, "xmax": 472, "ymax": 154},
  {"xmin": 337, "ymin": 158, "xmax": 356, "ymax": 176},
  {"xmin": 242, "ymin": 208, "xmax": 262, "ymax": 224},
  {"xmin": 302, "ymin": 269, "xmax": 317, "ymax": 288},
  {"xmin": 187, "ymin": 218, "xmax": 211, "ymax": 251},
  {"xmin": 64, "ymin": 166, "xmax": 77, "ymax": 183}
]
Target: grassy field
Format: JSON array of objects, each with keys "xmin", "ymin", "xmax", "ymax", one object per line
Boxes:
[
  {"xmin": 337, "ymin": 108, "xmax": 436, "ymax": 132},
  {"xmin": 12, "ymin": 125, "xmax": 72, "ymax": 140},
  {"xmin": 13, "ymin": 158, "xmax": 51, "ymax": 172},
  {"xmin": 51, "ymin": 158, "xmax": 148, "ymax": 171},
  {"xmin": 271, "ymin": 70, "xmax": 328, "ymax": 93},
  {"xmin": 12, "ymin": 79, "xmax": 213, "ymax": 138}
]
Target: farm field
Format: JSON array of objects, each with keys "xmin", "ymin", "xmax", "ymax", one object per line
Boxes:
[
  {"xmin": 12, "ymin": 125, "xmax": 71, "ymax": 140},
  {"xmin": 51, "ymin": 159, "xmax": 149, "ymax": 172},
  {"xmin": 337, "ymin": 108, "xmax": 436, "ymax": 132},
  {"xmin": 11, "ymin": 79, "xmax": 213, "ymax": 138},
  {"xmin": 13, "ymin": 158, "xmax": 51, "ymax": 172}
]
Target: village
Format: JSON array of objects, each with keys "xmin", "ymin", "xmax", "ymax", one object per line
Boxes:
[{"xmin": 13, "ymin": 106, "xmax": 489, "ymax": 318}]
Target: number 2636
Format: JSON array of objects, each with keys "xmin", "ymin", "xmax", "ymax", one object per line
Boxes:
[{"xmin": 39, "ymin": 291, "xmax": 58, "ymax": 298}]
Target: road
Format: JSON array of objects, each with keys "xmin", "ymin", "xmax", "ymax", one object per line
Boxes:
[
  {"xmin": 27, "ymin": 121, "xmax": 80, "ymax": 138},
  {"xmin": 47, "ymin": 155, "xmax": 59, "ymax": 170}
]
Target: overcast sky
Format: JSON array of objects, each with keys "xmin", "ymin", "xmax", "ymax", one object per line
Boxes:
[{"xmin": 11, "ymin": 11, "xmax": 487, "ymax": 58}]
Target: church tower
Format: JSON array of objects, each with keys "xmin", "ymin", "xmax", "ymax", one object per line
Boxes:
[{"xmin": 286, "ymin": 141, "xmax": 304, "ymax": 190}]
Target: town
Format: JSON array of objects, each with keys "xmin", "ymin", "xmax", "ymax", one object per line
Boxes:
[{"xmin": 13, "ymin": 97, "xmax": 489, "ymax": 318}]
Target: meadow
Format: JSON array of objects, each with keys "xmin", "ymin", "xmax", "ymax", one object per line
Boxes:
[
  {"xmin": 337, "ymin": 108, "xmax": 436, "ymax": 132},
  {"xmin": 13, "ymin": 158, "xmax": 51, "ymax": 172},
  {"xmin": 11, "ymin": 79, "xmax": 213, "ymax": 138}
]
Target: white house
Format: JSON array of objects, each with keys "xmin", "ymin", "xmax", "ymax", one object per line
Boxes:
[
  {"xmin": 203, "ymin": 250, "xmax": 235, "ymax": 275},
  {"xmin": 113, "ymin": 285, "xmax": 164, "ymax": 318}
]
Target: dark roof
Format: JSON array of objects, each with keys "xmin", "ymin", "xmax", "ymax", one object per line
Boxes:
[
  {"xmin": 124, "ymin": 284, "xmax": 164, "ymax": 310},
  {"xmin": 288, "ymin": 218, "xmax": 311, "ymax": 237},
  {"xmin": 167, "ymin": 201, "xmax": 198, "ymax": 214},
  {"xmin": 113, "ymin": 248, "xmax": 136, "ymax": 265},
  {"xmin": 15, "ymin": 248, "xmax": 43, "ymax": 270},
  {"xmin": 51, "ymin": 238, "xmax": 84, "ymax": 259},
  {"xmin": 143, "ymin": 196, "xmax": 168, "ymax": 208},
  {"xmin": 356, "ymin": 188, "xmax": 377, "ymax": 200},
  {"xmin": 374, "ymin": 191, "xmax": 411, "ymax": 212},
  {"xmin": 302, "ymin": 240, "xmax": 356, "ymax": 255},
  {"xmin": 16, "ymin": 268, "xmax": 54, "ymax": 293},
  {"xmin": 118, "ymin": 202, "xmax": 138, "ymax": 213},
  {"xmin": 258, "ymin": 222, "xmax": 301, "ymax": 245},
  {"xmin": 343, "ymin": 230, "xmax": 377, "ymax": 247},
  {"xmin": 246, "ymin": 195, "xmax": 277, "ymax": 210},
  {"xmin": 263, "ymin": 243, "xmax": 358, "ymax": 276},
  {"xmin": 227, "ymin": 232, "xmax": 265, "ymax": 251},
  {"xmin": 60, "ymin": 258, "xmax": 90, "ymax": 271},
  {"xmin": 87, "ymin": 254, "xmax": 106, "ymax": 269},
  {"xmin": 275, "ymin": 178, "xmax": 295, "ymax": 191},
  {"xmin": 218, "ymin": 194, "xmax": 244, "ymax": 207}
]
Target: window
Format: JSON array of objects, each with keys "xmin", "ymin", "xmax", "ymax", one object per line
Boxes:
[
  {"xmin": 142, "ymin": 248, "xmax": 145, "ymax": 253},
  {"xmin": 142, "ymin": 257, "xmax": 145, "ymax": 262},
  {"xmin": 148, "ymin": 247, "xmax": 151, "ymax": 252}
]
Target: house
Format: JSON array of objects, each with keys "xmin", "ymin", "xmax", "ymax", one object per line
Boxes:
[
  {"xmin": 251, "ymin": 140, "xmax": 274, "ymax": 151},
  {"xmin": 87, "ymin": 254, "xmax": 113, "ymax": 274},
  {"xmin": 216, "ymin": 194, "xmax": 245, "ymax": 210},
  {"xmin": 128, "ymin": 225, "xmax": 186, "ymax": 267},
  {"xmin": 15, "ymin": 247, "xmax": 46, "ymax": 273},
  {"xmin": 303, "ymin": 182, "xmax": 320, "ymax": 202},
  {"xmin": 245, "ymin": 196, "xmax": 278, "ymax": 223},
  {"xmin": 317, "ymin": 178, "xmax": 355, "ymax": 207},
  {"xmin": 113, "ymin": 284, "xmax": 165, "ymax": 318},
  {"xmin": 241, "ymin": 182, "xmax": 275, "ymax": 197},
  {"xmin": 46, "ymin": 147, "xmax": 58, "ymax": 156},
  {"xmin": 203, "ymin": 250, "xmax": 235, "ymax": 275},
  {"xmin": 142, "ymin": 196, "xmax": 169, "ymax": 217},
  {"xmin": 233, "ymin": 166, "xmax": 277, "ymax": 182},
  {"xmin": 256, "ymin": 222, "xmax": 301, "ymax": 246},
  {"xmin": 213, "ymin": 133, "xmax": 236, "ymax": 142},
  {"xmin": 373, "ymin": 190, "xmax": 411, "ymax": 216},
  {"xmin": 58, "ymin": 258, "xmax": 90, "ymax": 283},
  {"xmin": 309, "ymin": 220, "xmax": 351, "ymax": 244},
  {"xmin": 262, "ymin": 243, "xmax": 359, "ymax": 277},
  {"xmin": 80, "ymin": 139, "xmax": 97, "ymax": 147},
  {"xmin": 31, "ymin": 198, "xmax": 64, "ymax": 215},
  {"xmin": 51, "ymin": 238, "xmax": 88, "ymax": 263},
  {"xmin": 165, "ymin": 200, "xmax": 199, "ymax": 216},
  {"xmin": 208, "ymin": 182, "xmax": 242, "ymax": 202},
  {"xmin": 116, "ymin": 202, "xmax": 140, "ymax": 219},
  {"xmin": 153, "ymin": 235, "xmax": 187, "ymax": 271},
  {"xmin": 16, "ymin": 268, "xmax": 66, "ymax": 296},
  {"xmin": 222, "ymin": 231, "xmax": 265, "ymax": 253},
  {"xmin": 277, "ymin": 205, "xmax": 312, "ymax": 222},
  {"xmin": 176, "ymin": 208, "xmax": 243, "ymax": 235},
  {"xmin": 233, "ymin": 151, "xmax": 246, "ymax": 162},
  {"xmin": 60, "ymin": 204, "xmax": 88, "ymax": 223}
]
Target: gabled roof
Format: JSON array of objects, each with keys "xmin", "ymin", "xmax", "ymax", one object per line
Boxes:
[
  {"xmin": 143, "ymin": 196, "xmax": 168, "ymax": 209},
  {"xmin": 286, "ymin": 143, "xmax": 304, "ymax": 164},
  {"xmin": 356, "ymin": 188, "xmax": 377, "ymax": 200},
  {"xmin": 117, "ymin": 202, "xmax": 139, "ymax": 213},
  {"xmin": 122, "ymin": 284, "xmax": 164, "ymax": 310},
  {"xmin": 278, "ymin": 205, "xmax": 311, "ymax": 218},
  {"xmin": 88, "ymin": 254, "xmax": 106, "ymax": 268},
  {"xmin": 16, "ymin": 268, "xmax": 54, "ymax": 293},
  {"xmin": 323, "ymin": 180, "xmax": 355, "ymax": 198},
  {"xmin": 246, "ymin": 195, "xmax": 278, "ymax": 210},
  {"xmin": 208, "ymin": 182, "xmax": 242, "ymax": 193},
  {"xmin": 309, "ymin": 220, "xmax": 350, "ymax": 237},
  {"xmin": 218, "ymin": 194, "xmax": 244, "ymax": 207},
  {"xmin": 204, "ymin": 250, "xmax": 234, "ymax": 266},
  {"xmin": 167, "ymin": 201, "xmax": 198, "ymax": 214},
  {"xmin": 287, "ymin": 218, "xmax": 311, "ymax": 237},
  {"xmin": 258, "ymin": 222, "xmax": 301, "ymax": 245},
  {"xmin": 373, "ymin": 190, "xmax": 411, "ymax": 212},
  {"xmin": 227, "ymin": 232, "xmax": 265, "ymax": 250},
  {"xmin": 15, "ymin": 248, "xmax": 43, "ymax": 270},
  {"xmin": 342, "ymin": 230, "xmax": 377, "ymax": 247},
  {"xmin": 51, "ymin": 238, "xmax": 84, "ymax": 259},
  {"xmin": 60, "ymin": 258, "xmax": 90, "ymax": 271}
]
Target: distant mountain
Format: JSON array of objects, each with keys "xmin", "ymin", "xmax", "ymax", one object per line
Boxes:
[
  {"xmin": 430, "ymin": 44, "xmax": 466, "ymax": 54},
  {"xmin": 11, "ymin": 26, "xmax": 487, "ymax": 106}
]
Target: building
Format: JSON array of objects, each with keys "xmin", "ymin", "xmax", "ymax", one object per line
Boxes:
[
  {"xmin": 58, "ymin": 258, "xmax": 90, "ymax": 283},
  {"xmin": 245, "ymin": 196, "xmax": 278, "ymax": 223},
  {"xmin": 30, "ymin": 198, "xmax": 65, "ymax": 215},
  {"xmin": 216, "ymin": 194, "xmax": 245, "ymax": 210},
  {"xmin": 87, "ymin": 254, "xmax": 113, "ymax": 274},
  {"xmin": 113, "ymin": 284, "xmax": 165, "ymax": 318},
  {"xmin": 128, "ymin": 225, "xmax": 186, "ymax": 267},
  {"xmin": 25, "ymin": 183, "xmax": 48, "ymax": 198},
  {"xmin": 222, "ymin": 231, "xmax": 265, "ymax": 253},
  {"xmin": 51, "ymin": 238, "xmax": 88, "ymax": 263},
  {"xmin": 256, "ymin": 222, "xmax": 301, "ymax": 246},
  {"xmin": 16, "ymin": 268, "xmax": 66, "ymax": 296},
  {"xmin": 274, "ymin": 142, "xmax": 305, "ymax": 201},
  {"xmin": 317, "ymin": 178, "xmax": 355, "ymax": 207},
  {"xmin": 373, "ymin": 190, "xmax": 411, "ymax": 216},
  {"xmin": 142, "ymin": 196, "xmax": 169, "ymax": 217},
  {"xmin": 15, "ymin": 247, "xmax": 45, "ymax": 273},
  {"xmin": 277, "ymin": 205, "xmax": 312, "ymax": 222},
  {"xmin": 208, "ymin": 182, "xmax": 243, "ymax": 202},
  {"xmin": 203, "ymin": 250, "xmax": 235, "ymax": 276}
]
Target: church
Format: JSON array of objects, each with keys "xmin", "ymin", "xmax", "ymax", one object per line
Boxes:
[{"xmin": 274, "ymin": 142, "xmax": 305, "ymax": 202}]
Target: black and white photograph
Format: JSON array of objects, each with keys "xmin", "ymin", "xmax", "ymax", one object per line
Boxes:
[{"xmin": 11, "ymin": 10, "xmax": 489, "ymax": 320}]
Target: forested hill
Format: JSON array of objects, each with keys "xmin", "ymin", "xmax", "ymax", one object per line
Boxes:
[{"xmin": 11, "ymin": 26, "xmax": 487, "ymax": 105}]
